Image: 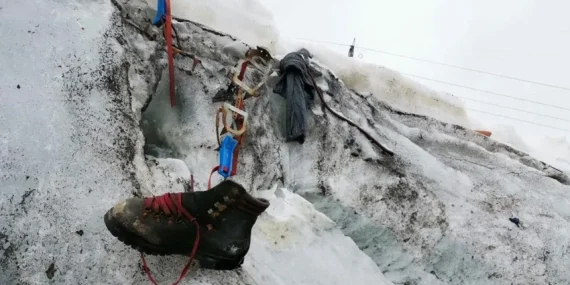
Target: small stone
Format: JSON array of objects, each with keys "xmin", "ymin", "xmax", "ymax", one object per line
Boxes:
[
  {"xmin": 509, "ymin": 217, "xmax": 521, "ymax": 228},
  {"xmin": 46, "ymin": 262, "xmax": 56, "ymax": 280},
  {"xmin": 3, "ymin": 242, "xmax": 10, "ymax": 249},
  {"xmin": 281, "ymin": 235, "xmax": 285, "ymax": 239}
]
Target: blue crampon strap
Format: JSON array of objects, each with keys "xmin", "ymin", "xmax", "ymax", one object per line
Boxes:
[
  {"xmin": 152, "ymin": 0, "xmax": 167, "ymax": 26},
  {"xmin": 218, "ymin": 135, "xmax": 238, "ymax": 178}
]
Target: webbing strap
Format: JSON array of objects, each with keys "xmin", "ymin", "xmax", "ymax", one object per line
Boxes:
[
  {"xmin": 227, "ymin": 61, "xmax": 249, "ymax": 176},
  {"xmin": 208, "ymin": 166, "xmax": 220, "ymax": 190},
  {"xmin": 238, "ymin": 61, "xmax": 248, "ymax": 80},
  {"xmin": 165, "ymin": 0, "xmax": 176, "ymax": 107}
]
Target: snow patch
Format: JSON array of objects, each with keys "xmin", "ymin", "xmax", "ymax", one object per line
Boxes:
[{"xmin": 246, "ymin": 187, "xmax": 394, "ymax": 285}]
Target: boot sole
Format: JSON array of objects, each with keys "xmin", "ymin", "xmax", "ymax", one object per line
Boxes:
[{"xmin": 104, "ymin": 211, "xmax": 245, "ymax": 270}]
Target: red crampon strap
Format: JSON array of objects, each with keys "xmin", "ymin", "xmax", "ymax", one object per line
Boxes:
[
  {"xmin": 165, "ymin": 0, "xmax": 176, "ymax": 107},
  {"xmin": 140, "ymin": 193, "xmax": 201, "ymax": 285},
  {"xmin": 208, "ymin": 166, "xmax": 220, "ymax": 190},
  {"xmin": 230, "ymin": 123, "xmax": 244, "ymax": 176},
  {"xmin": 230, "ymin": 94, "xmax": 246, "ymax": 177},
  {"xmin": 228, "ymin": 61, "xmax": 249, "ymax": 177},
  {"xmin": 238, "ymin": 60, "xmax": 248, "ymax": 81}
]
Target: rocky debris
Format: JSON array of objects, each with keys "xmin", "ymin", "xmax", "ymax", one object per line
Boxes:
[
  {"xmin": 509, "ymin": 217, "xmax": 521, "ymax": 228},
  {"xmin": 45, "ymin": 262, "xmax": 56, "ymax": 280}
]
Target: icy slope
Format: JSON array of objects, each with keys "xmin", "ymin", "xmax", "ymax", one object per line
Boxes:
[
  {"xmin": 2, "ymin": 1, "xmax": 570, "ymax": 285},
  {"xmin": 0, "ymin": 0, "xmax": 392, "ymax": 284},
  {"xmin": 126, "ymin": 2, "xmax": 569, "ymax": 285}
]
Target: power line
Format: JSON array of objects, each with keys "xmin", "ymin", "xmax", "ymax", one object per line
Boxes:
[
  {"xmin": 464, "ymin": 107, "xmax": 570, "ymax": 133},
  {"xmin": 457, "ymin": 97, "xmax": 570, "ymax": 123},
  {"xmin": 292, "ymin": 38, "xmax": 570, "ymax": 132},
  {"xmin": 293, "ymin": 38, "xmax": 570, "ymax": 91},
  {"xmin": 402, "ymin": 73, "xmax": 570, "ymax": 112},
  {"xmin": 293, "ymin": 38, "xmax": 570, "ymax": 111}
]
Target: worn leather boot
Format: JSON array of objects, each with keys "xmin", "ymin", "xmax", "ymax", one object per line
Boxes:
[{"xmin": 104, "ymin": 179, "xmax": 269, "ymax": 270}]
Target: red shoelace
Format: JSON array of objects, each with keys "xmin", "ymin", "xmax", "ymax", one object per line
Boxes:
[{"xmin": 141, "ymin": 192, "xmax": 200, "ymax": 285}]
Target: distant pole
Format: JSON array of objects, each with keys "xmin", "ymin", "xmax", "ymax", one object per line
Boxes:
[{"xmin": 348, "ymin": 38, "xmax": 355, "ymax": 57}]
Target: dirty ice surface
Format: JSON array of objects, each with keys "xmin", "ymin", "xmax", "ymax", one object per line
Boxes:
[{"xmin": 2, "ymin": 0, "xmax": 570, "ymax": 285}]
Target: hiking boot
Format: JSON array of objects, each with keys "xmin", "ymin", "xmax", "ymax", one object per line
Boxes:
[{"xmin": 104, "ymin": 179, "xmax": 269, "ymax": 270}]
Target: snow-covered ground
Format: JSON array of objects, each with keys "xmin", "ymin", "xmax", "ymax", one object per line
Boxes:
[{"xmin": 2, "ymin": 0, "xmax": 570, "ymax": 285}]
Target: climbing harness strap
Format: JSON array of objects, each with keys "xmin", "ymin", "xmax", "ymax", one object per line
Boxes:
[
  {"xmin": 208, "ymin": 166, "xmax": 220, "ymax": 190},
  {"xmin": 152, "ymin": 0, "xmax": 202, "ymax": 108},
  {"xmin": 164, "ymin": 0, "xmax": 176, "ymax": 107},
  {"xmin": 151, "ymin": 0, "xmax": 176, "ymax": 107}
]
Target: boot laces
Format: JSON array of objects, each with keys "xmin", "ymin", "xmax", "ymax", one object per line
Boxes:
[
  {"xmin": 143, "ymin": 193, "xmax": 195, "ymax": 221},
  {"xmin": 141, "ymin": 192, "xmax": 200, "ymax": 285}
]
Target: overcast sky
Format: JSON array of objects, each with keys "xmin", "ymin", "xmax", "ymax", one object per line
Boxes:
[{"xmin": 261, "ymin": 0, "xmax": 570, "ymax": 148}]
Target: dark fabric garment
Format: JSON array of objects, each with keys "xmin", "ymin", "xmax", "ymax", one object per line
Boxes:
[{"xmin": 273, "ymin": 49, "xmax": 315, "ymax": 144}]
